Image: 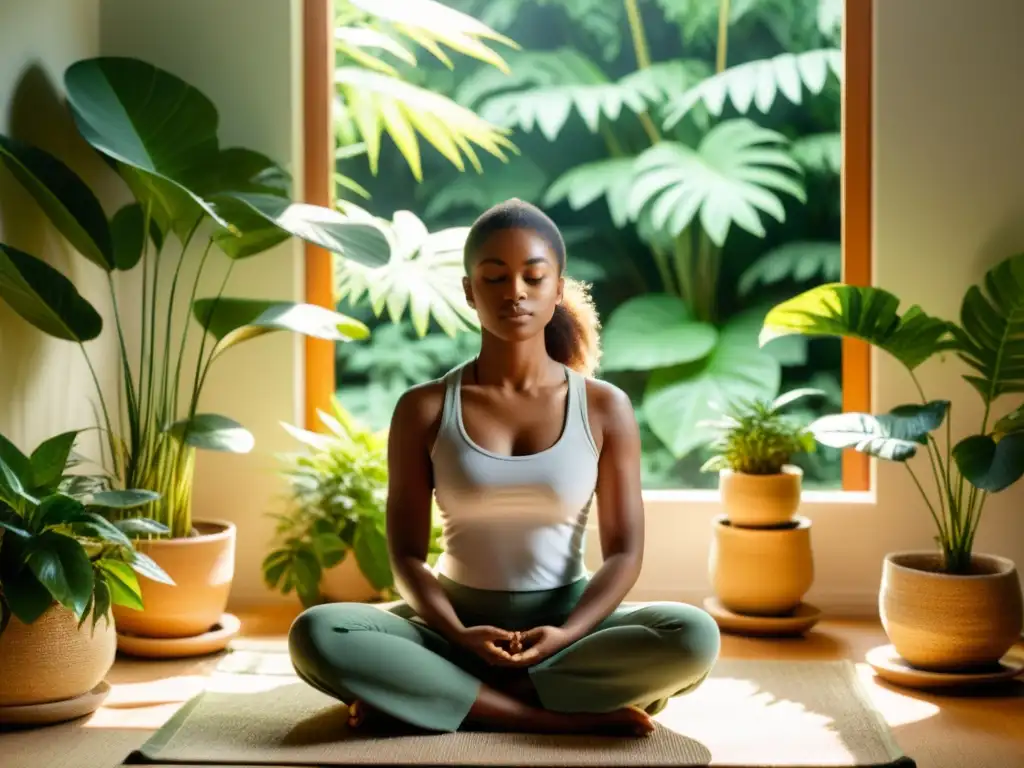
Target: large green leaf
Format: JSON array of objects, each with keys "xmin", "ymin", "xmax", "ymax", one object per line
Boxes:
[
  {"xmin": 951, "ymin": 252, "xmax": 1024, "ymax": 404},
  {"xmin": 29, "ymin": 430, "xmax": 81, "ymax": 492},
  {"xmin": 353, "ymin": 517, "xmax": 392, "ymax": 591},
  {"xmin": 88, "ymin": 489, "xmax": 161, "ymax": 509},
  {"xmin": 218, "ymin": 192, "xmax": 391, "ymax": 268},
  {"xmin": 808, "ymin": 412, "xmax": 920, "ymax": 462},
  {"xmin": 64, "ymin": 57, "xmax": 228, "ymax": 236},
  {"xmin": 952, "ymin": 432, "xmax": 1024, "ymax": 493},
  {"xmin": 25, "ymin": 531, "xmax": 94, "ymax": 618},
  {"xmin": 110, "ymin": 203, "xmax": 162, "ymax": 270},
  {"xmin": 642, "ymin": 311, "xmax": 781, "ymax": 458},
  {"xmin": 543, "ymin": 158, "xmax": 636, "ymax": 228},
  {"xmin": 738, "ymin": 241, "xmax": 841, "ymax": 297},
  {"xmin": 337, "ymin": 66, "xmax": 514, "ymax": 182},
  {"xmin": 166, "ymin": 414, "xmax": 255, "ymax": 454},
  {"xmin": 0, "ymin": 244, "xmax": 103, "ymax": 342},
  {"xmin": 192, "ymin": 298, "xmax": 369, "ymax": 362},
  {"xmin": 96, "ymin": 559, "xmax": 143, "ymax": 611},
  {"xmin": 663, "ymin": 49, "xmax": 842, "ymax": 128},
  {"xmin": 0, "ymin": 135, "xmax": 113, "ymax": 270},
  {"xmin": 994, "ymin": 404, "xmax": 1024, "ymax": 439},
  {"xmin": 335, "ymin": 206, "xmax": 479, "ymax": 337},
  {"xmin": 626, "ymin": 120, "xmax": 805, "ymax": 246},
  {"xmin": 599, "ymin": 294, "xmax": 718, "ymax": 372},
  {"xmin": 0, "ymin": 433, "xmax": 33, "ymax": 495},
  {"xmin": 760, "ymin": 284, "xmax": 956, "ymax": 371},
  {"xmin": 0, "ymin": 538, "xmax": 52, "ymax": 624}
]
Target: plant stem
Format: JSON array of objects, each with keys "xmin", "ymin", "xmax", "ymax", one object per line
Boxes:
[
  {"xmin": 159, "ymin": 221, "xmax": 201, "ymax": 426},
  {"xmin": 716, "ymin": 0, "xmax": 731, "ymax": 73},
  {"xmin": 623, "ymin": 0, "xmax": 661, "ymax": 145},
  {"xmin": 192, "ymin": 261, "xmax": 236, "ymax": 416},
  {"xmin": 905, "ymin": 462, "xmax": 948, "ymax": 545},
  {"xmin": 107, "ymin": 272, "xmax": 139, "ymax": 480},
  {"xmin": 78, "ymin": 343, "xmax": 119, "ymax": 481},
  {"xmin": 174, "ymin": 239, "xmax": 216, "ymax": 420}
]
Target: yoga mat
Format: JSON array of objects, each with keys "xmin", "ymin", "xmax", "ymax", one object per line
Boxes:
[{"xmin": 126, "ymin": 647, "xmax": 915, "ymax": 767}]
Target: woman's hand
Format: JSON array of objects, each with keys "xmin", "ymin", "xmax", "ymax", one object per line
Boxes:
[
  {"xmin": 456, "ymin": 625, "xmax": 519, "ymax": 666},
  {"xmin": 507, "ymin": 625, "xmax": 577, "ymax": 666}
]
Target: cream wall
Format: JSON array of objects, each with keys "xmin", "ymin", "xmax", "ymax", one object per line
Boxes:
[
  {"xmin": 2, "ymin": 0, "xmax": 1022, "ymax": 613},
  {"xmin": 0, "ymin": 1, "xmax": 118, "ymax": 469}
]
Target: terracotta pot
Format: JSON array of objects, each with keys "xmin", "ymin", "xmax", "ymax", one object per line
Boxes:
[
  {"xmin": 0, "ymin": 603, "xmax": 116, "ymax": 707},
  {"xmin": 709, "ymin": 513, "xmax": 814, "ymax": 616},
  {"xmin": 719, "ymin": 465, "xmax": 803, "ymax": 528},
  {"xmin": 112, "ymin": 519, "xmax": 235, "ymax": 640},
  {"xmin": 879, "ymin": 551, "xmax": 1023, "ymax": 671},
  {"xmin": 319, "ymin": 552, "xmax": 382, "ymax": 603}
]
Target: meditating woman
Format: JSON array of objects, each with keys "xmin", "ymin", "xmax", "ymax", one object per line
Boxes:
[{"xmin": 288, "ymin": 199, "xmax": 721, "ymax": 737}]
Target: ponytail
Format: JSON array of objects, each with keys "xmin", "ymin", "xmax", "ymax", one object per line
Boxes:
[{"xmin": 545, "ymin": 276, "xmax": 601, "ymax": 377}]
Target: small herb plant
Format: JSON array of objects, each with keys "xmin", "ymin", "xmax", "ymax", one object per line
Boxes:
[
  {"xmin": 262, "ymin": 401, "xmax": 442, "ymax": 608},
  {"xmin": 0, "ymin": 430, "xmax": 173, "ymax": 637},
  {"xmin": 701, "ymin": 389, "xmax": 820, "ymax": 475}
]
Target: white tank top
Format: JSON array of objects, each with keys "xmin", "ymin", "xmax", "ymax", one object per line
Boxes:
[{"xmin": 429, "ymin": 360, "xmax": 599, "ymax": 591}]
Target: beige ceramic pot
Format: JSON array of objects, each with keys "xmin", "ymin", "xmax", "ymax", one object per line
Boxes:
[
  {"xmin": 879, "ymin": 551, "xmax": 1023, "ymax": 670},
  {"xmin": 319, "ymin": 552, "xmax": 381, "ymax": 603},
  {"xmin": 709, "ymin": 513, "xmax": 814, "ymax": 616},
  {"xmin": 0, "ymin": 603, "xmax": 116, "ymax": 707},
  {"xmin": 112, "ymin": 519, "xmax": 236, "ymax": 640},
  {"xmin": 719, "ymin": 465, "xmax": 803, "ymax": 528}
]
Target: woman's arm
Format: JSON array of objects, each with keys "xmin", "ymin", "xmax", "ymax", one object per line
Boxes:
[
  {"xmin": 560, "ymin": 381, "xmax": 645, "ymax": 641},
  {"xmin": 386, "ymin": 384, "xmax": 467, "ymax": 644}
]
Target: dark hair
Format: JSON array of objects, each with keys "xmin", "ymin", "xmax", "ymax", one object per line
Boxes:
[{"xmin": 464, "ymin": 199, "xmax": 601, "ymax": 376}]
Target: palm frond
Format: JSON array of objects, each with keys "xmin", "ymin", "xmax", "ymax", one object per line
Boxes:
[
  {"xmin": 663, "ymin": 49, "xmax": 842, "ymax": 128},
  {"xmin": 791, "ymin": 132, "xmax": 841, "ymax": 174},
  {"xmin": 336, "ymin": 67, "xmax": 516, "ymax": 182}
]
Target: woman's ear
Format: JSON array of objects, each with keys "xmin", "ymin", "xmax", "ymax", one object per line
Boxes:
[
  {"xmin": 556, "ymin": 275, "xmax": 565, "ymax": 305},
  {"xmin": 463, "ymin": 276, "xmax": 475, "ymax": 308}
]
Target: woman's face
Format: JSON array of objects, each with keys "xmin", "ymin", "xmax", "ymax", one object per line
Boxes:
[{"xmin": 463, "ymin": 227, "xmax": 564, "ymax": 341}]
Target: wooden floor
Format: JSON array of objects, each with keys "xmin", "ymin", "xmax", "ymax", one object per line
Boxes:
[{"xmin": 1, "ymin": 604, "xmax": 1022, "ymax": 768}]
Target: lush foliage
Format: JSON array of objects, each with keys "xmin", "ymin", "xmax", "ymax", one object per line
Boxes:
[
  {"xmin": 760, "ymin": 252, "xmax": 1024, "ymax": 572},
  {"xmin": 262, "ymin": 402, "xmax": 442, "ymax": 607},
  {"xmin": 0, "ymin": 56, "xmax": 388, "ymax": 539},
  {"xmin": 329, "ymin": 0, "xmax": 846, "ymax": 490},
  {"xmin": 0, "ymin": 430, "xmax": 172, "ymax": 637},
  {"xmin": 700, "ymin": 388, "xmax": 819, "ymax": 475}
]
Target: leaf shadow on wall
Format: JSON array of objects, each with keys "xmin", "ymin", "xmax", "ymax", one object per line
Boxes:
[{"xmin": 0, "ymin": 62, "xmax": 121, "ymax": 443}]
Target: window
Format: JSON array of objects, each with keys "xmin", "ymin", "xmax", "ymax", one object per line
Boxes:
[{"xmin": 303, "ymin": 0, "xmax": 871, "ymax": 493}]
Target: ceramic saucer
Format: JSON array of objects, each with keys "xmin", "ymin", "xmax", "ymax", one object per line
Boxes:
[
  {"xmin": 866, "ymin": 644, "xmax": 1024, "ymax": 690},
  {"xmin": 0, "ymin": 680, "xmax": 110, "ymax": 726},
  {"xmin": 116, "ymin": 613, "xmax": 241, "ymax": 659},
  {"xmin": 703, "ymin": 597, "xmax": 821, "ymax": 637}
]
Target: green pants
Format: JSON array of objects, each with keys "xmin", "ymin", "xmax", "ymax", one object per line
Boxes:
[{"xmin": 288, "ymin": 574, "xmax": 721, "ymax": 733}]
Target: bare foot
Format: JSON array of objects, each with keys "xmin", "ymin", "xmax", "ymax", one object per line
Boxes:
[
  {"xmin": 346, "ymin": 699, "xmax": 408, "ymax": 732},
  {"xmin": 588, "ymin": 706, "xmax": 656, "ymax": 737}
]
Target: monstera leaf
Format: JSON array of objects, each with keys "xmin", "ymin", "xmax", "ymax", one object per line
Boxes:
[
  {"xmin": 335, "ymin": 206, "xmax": 478, "ymax": 337},
  {"xmin": 663, "ymin": 49, "xmax": 842, "ymax": 128},
  {"xmin": 626, "ymin": 120, "xmax": 805, "ymax": 245},
  {"xmin": 760, "ymin": 284, "xmax": 956, "ymax": 371},
  {"xmin": 950, "ymin": 252, "xmax": 1024, "ymax": 404},
  {"xmin": 599, "ymin": 294, "xmax": 718, "ymax": 372},
  {"xmin": 543, "ymin": 158, "xmax": 637, "ymax": 228},
  {"xmin": 642, "ymin": 310, "xmax": 781, "ymax": 459}
]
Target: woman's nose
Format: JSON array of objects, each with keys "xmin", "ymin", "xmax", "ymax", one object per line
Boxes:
[{"xmin": 505, "ymin": 277, "xmax": 527, "ymax": 301}]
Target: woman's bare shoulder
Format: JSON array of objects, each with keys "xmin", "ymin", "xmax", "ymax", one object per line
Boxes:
[
  {"xmin": 582, "ymin": 377, "xmax": 638, "ymax": 451},
  {"xmin": 391, "ymin": 378, "xmax": 448, "ymax": 442}
]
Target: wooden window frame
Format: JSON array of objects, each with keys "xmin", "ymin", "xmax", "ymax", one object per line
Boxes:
[{"xmin": 301, "ymin": 0, "xmax": 873, "ymax": 492}]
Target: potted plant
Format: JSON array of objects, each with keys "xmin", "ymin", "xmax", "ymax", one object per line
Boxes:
[
  {"xmin": 760, "ymin": 251, "xmax": 1024, "ymax": 670},
  {"xmin": 700, "ymin": 389, "xmax": 820, "ymax": 528},
  {"xmin": 0, "ymin": 56, "xmax": 388, "ymax": 647},
  {"xmin": 0, "ymin": 429, "xmax": 171, "ymax": 721},
  {"xmin": 700, "ymin": 390, "xmax": 819, "ymax": 617},
  {"xmin": 262, "ymin": 401, "xmax": 443, "ymax": 607}
]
